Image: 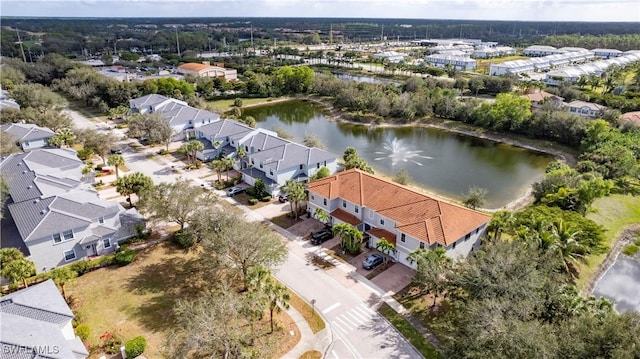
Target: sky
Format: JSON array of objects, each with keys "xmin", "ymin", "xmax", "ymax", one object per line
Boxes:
[{"xmin": 1, "ymin": 0, "xmax": 639, "ymax": 22}]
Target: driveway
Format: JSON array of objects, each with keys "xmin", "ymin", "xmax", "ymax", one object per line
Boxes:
[
  {"xmin": 371, "ymin": 262, "xmax": 415, "ymax": 294},
  {"xmin": 593, "ymin": 256, "xmax": 640, "ymax": 312}
]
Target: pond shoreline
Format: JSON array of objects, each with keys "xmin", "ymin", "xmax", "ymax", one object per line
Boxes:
[{"xmin": 241, "ymin": 96, "xmax": 573, "ymax": 212}]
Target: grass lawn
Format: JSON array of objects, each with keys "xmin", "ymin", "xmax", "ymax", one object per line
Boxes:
[
  {"xmin": 234, "ymin": 192, "xmax": 276, "ymax": 209},
  {"xmin": 68, "ymin": 242, "xmax": 300, "ymax": 358},
  {"xmin": 207, "ymin": 97, "xmax": 283, "ymax": 111},
  {"xmin": 378, "ymin": 303, "xmax": 440, "ymax": 359},
  {"xmin": 287, "ymin": 289, "xmax": 326, "ymax": 334},
  {"xmin": 299, "ymin": 350, "xmax": 323, "ymax": 359},
  {"xmin": 270, "ymin": 212, "xmax": 304, "ymax": 229},
  {"xmin": 577, "ymin": 194, "xmax": 640, "ymax": 289},
  {"xmin": 65, "ymin": 99, "xmax": 109, "ymax": 121},
  {"xmin": 474, "ymin": 55, "xmax": 528, "ymax": 74}
]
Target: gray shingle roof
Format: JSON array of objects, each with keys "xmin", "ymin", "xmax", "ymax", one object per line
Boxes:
[
  {"xmin": 249, "ymin": 142, "xmax": 337, "ymax": 171},
  {"xmin": 0, "ymin": 280, "xmax": 88, "ymax": 359},
  {"xmin": 129, "ymin": 93, "xmax": 171, "ymax": 110},
  {"xmin": 0, "ymin": 123, "xmax": 55, "ymax": 143},
  {"xmin": 198, "ymin": 119, "xmax": 254, "ymax": 140}
]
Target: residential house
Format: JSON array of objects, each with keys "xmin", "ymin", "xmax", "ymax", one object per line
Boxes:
[
  {"xmin": 0, "ymin": 148, "xmax": 143, "ymax": 273},
  {"xmin": 620, "ymin": 111, "xmax": 640, "ymax": 127},
  {"xmin": 564, "ymin": 100, "xmax": 606, "ymax": 118},
  {"xmin": 129, "ymin": 94, "xmax": 220, "ymax": 140},
  {"xmin": 1, "ymin": 123, "xmax": 55, "ymax": 151},
  {"xmin": 472, "ymin": 46, "xmax": 515, "ymax": 59},
  {"xmin": 591, "ymin": 48, "xmax": 623, "ymax": 59},
  {"xmin": 522, "ymin": 45, "xmax": 565, "ymax": 57},
  {"xmin": 521, "ymin": 91, "xmax": 565, "ymax": 108},
  {"xmin": 177, "ymin": 62, "xmax": 238, "ymax": 81},
  {"xmin": 0, "ymin": 89, "xmax": 20, "ymax": 111},
  {"xmin": 373, "ymin": 51, "xmax": 408, "ymax": 63},
  {"xmin": 307, "ymin": 169, "xmax": 491, "ymax": 268},
  {"xmin": 196, "ymin": 119, "xmax": 338, "ymax": 194},
  {"xmin": 0, "ymin": 279, "xmax": 89, "ymax": 359}
]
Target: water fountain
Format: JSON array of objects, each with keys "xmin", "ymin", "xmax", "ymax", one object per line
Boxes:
[{"xmin": 374, "ymin": 137, "xmax": 433, "ymax": 166}]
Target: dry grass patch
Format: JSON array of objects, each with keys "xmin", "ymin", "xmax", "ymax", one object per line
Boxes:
[
  {"xmin": 270, "ymin": 213, "xmax": 304, "ymax": 229},
  {"xmin": 287, "ymin": 289, "xmax": 326, "ymax": 334},
  {"xmin": 299, "ymin": 350, "xmax": 323, "ymax": 359}
]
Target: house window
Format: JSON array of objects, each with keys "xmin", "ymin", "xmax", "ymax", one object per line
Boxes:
[
  {"xmin": 323, "ymin": 199, "xmax": 327, "ymax": 206},
  {"xmin": 453, "ymin": 241, "xmax": 457, "ymax": 249},
  {"xmin": 311, "ymin": 195, "xmax": 315, "ymax": 200},
  {"xmin": 299, "ymin": 164, "xmax": 303, "ymax": 170},
  {"xmin": 259, "ymin": 163, "xmax": 263, "ymax": 169},
  {"xmin": 103, "ymin": 238, "xmax": 111, "ymax": 248},
  {"xmin": 324, "ymin": 161, "xmax": 327, "ymax": 166},
  {"xmin": 355, "ymin": 206, "xmax": 359, "ymax": 213},
  {"xmin": 475, "ymin": 227, "xmax": 479, "ymax": 234},
  {"xmin": 245, "ymin": 146, "xmax": 248, "ymax": 151},
  {"xmin": 63, "ymin": 230, "xmax": 74, "ymax": 240},
  {"xmin": 317, "ymin": 163, "xmax": 320, "ymax": 169},
  {"xmin": 52, "ymin": 233, "xmax": 62, "ymax": 244},
  {"xmin": 63, "ymin": 249, "xmax": 76, "ymax": 262},
  {"xmin": 380, "ymin": 219, "xmax": 385, "ymax": 225},
  {"xmin": 269, "ymin": 169, "xmax": 273, "ymax": 175},
  {"xmin": 465, "ymin": 233, "xmax": 471, "ymax": 240},
  {"xmin": 401, "ymin": 234, "xmax": 406, "ymax": 242},
  {"xmin": 419, "ymin": 242, "xmax": 425, "ymax": 249},
  {"xmin": 24, "ymin": 141, "xmax": 29, "ymax": 147},
  {"xmin": 342, "ymin": 200, "xmax": 346, "ymax": 208},
  {"xmin": 98, "ymin": 216, "xmax": 105, "ymax": 224}
]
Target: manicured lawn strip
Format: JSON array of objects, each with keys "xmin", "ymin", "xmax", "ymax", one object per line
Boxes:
[
  {"xmin": 299, "ymin": 350, "xmax": 323, "ymax": 359},
  {"xmin": 271, "ymin": 213, "xmax": 304, "ymax": 229},
  {"xmin": 287, "ymin": 289, "xmax": 326, "ymax": 334},
  {"xmin": 578, "ymin": 194, "xmax": 640, "ymax": 289},
  {"xmin": 377, "ymin": 303, "xmax": 441, "ymax": 359},
  {"xmin": 207, "ymin": 97, "xmax": 285, "ymax": 111}
]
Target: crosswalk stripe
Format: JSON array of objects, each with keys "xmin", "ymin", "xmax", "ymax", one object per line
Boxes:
[
  {"xmin": 322, "ymin": 302, "xmax": 341, "ymax": 314},
  {"xmin": 358, "ymin": 303, "xmax": 377, "ymax": 315},
  {"xmin": 339, "ymin": 313, "xmax": 359, "ymax": 328},
  {"xmin": 331, "ymin": 320, "xmax": 349, "ymax": 335},
  {"xmin": 331, "ymin": 350, "xmax": 339, "ymax": 359},
  {"xmin": 335, "ymin": 316, "xmax": 354, "ymax": 330},
  {"xmin": 351, "ymin": 306, "xmax": 372, "ymax": 320},
  {"xmin": 346, "ymin": 310, "xmax": 368, "ymax": 324}
]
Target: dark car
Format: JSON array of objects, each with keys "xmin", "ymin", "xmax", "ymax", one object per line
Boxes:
[
  {"xmin": 363, "ymin": 253, "xmax": 384, "ymax": 270},
  {"xmin": 310, "ymin": 228, "xmax": 333, "ymax": 245},
  {"xmin": 110, "ymin": 148, "xmax": 123, "ymax": 154}
]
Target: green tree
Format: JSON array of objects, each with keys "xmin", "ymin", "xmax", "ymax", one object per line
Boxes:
[
  {"xmin": 115, "ymin": 172, "xmax": 153, "ymax": 206},
  {"xmin": 138, "ymin": 179, "xmax": 215, "ymax": 231},
  {"xmin": 48, "ymin": 127, "xmax": 75, "ymax": 148},
  {"xmin": 76, "ymin": 129, "xmax": 117, "ymax": 165},
  {"xmin": 107, "ymin": 154, "xmax": 125, "ymax": 178},
  {"xmin": 311, "ymin": 166, "xmax": 330, "ymax": 181},
  {"xmin": 221, "ymin": 156, "xmax": 235, "ymax": 180},
  {"xmin": 0, "ymin": 247, "xmax": 25, "ymax": 270},
  {"xmin": 462, "ymin": 186, "xmax": 488, "ymax": 210},
  {"xmin": 209, "ymin": 159, "xmax": 225, "ymax": 182},
  {"xmin": 343, "ymin": 147, "xmax": 374, "ymax": 174},
  {"xmin": 1, "ymin": 258, "xmax": 35, "ymax": 288},
  {"xmin": 10, "ymin": 83, "xmax": 66, "ymax": 114},
  {"xmin": 263, "ymin": 278, "xmax": 290, "ymax": 333},
  {"xmin": 314, "ymin": 208, "xmax": 330, "ymax": 225},
  {"xmin": 0, "ymin": 133, "xmax": 18, "ymax": 155},
  {"xmin": 375, "ymin": 238, "xmax": 396, "ymax": 265},
  {"xmin": 392, "ymin": 169, "xmax": 412, "ymax": 186},
  {"xmin": 303, "ymin": 134, "xmax": 324, "ymax": 149},
  {"xmin": 332, "ymin": 223, "xmax": 363, "ymax": 255},
  {"xmin": 407, "ymin": 247, "xmax": 451, "ymax": 307},
  {"xmin": 49, "ymin": 266, "xmax": 77, "ymax": 301},
  {"xmin": 281, "ymin": 180, "xmax": 306, "ymax": 219}
]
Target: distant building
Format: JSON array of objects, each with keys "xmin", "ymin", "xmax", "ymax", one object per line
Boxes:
[
  {"xmin": 591, "ymin": 48, "xmax": 623, "ymax": 59},
  {"xmin": 489, "ymin": 50, "xmax": 594, "ymax": 77},
  {"xmin": 620, "ymin": 111, "xmax": 640, "ymax": 127},
  {"xmin": 564, "ymin": 100, "xmax": 606, "ymax": 118},
  {"xmin": 177, "ymin": 62, "xmax": 237, "ymax": 81},
  {"xmin": 522, "ymin": 45, "xmax": 565, "ymax": 57},
  {"xmin": 521, "ymin": 91, "xmax": 565, "ymax": 108},
  {"xmin": 0, "ymin": 89, "xmax": 20, "ymax": 111},
  {"xmin": 0, "ymin": 279, "xmax": 89, "ymax": 359},
  {"xmin": 545, "ymin": 51, "xmax": 640, "ymax": 86},
  {"xmin": 0, "ymin": 123, "xmax": 55, "ymax": 151},
  {"xmin": 472, "ymin": 46, "xmax": 516, "ymax": 59},
  {"xmin": 373, "ymin": 51, "xmax": 408, "ymax": 63},
  {"xmin": 425, "ymin": 53, "xmax": 477, "ymax": 71}
]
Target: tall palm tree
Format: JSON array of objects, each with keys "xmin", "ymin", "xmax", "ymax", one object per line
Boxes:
[
  {"xmin": 188, "ymin": 140, "xmax": 204, "ymax": 166},
  {"xmin": 49, "ymin": 266, "xmax": 77, "ymax": 302},
  {"xmin": 221, "ymin": 156, "xmax": 235, "ymax": 181},
  {"xmin": 487, "ymin": 211, "xmax": 513, "ymax": 241},
  {"xmin": 107, "ymin": 154, "xmax": 125, "ymax": 178},
  {"xmin": 375, "ymin": 238, "xmax": 396, "ymax": 264},
  {"xmin": 549, "ymin": 219, "xmax": 585, "ymax": 276},
  {"xmin": 332, "ymin": 223, "xmax": 363, "ymax": 254},
  {"xmin": 263, "ymin": 278, "xmax": 290, "ymax": 333},
  {"xmin": 1, "ymin": 258, "xmax": 35, "ymax": 288},
  {"xmin": 209, "ymin": 159, "xmax": 224, "ymax": 182}
]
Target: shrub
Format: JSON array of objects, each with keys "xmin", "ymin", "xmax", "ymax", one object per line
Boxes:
[
  {"xmin": 75, "ymin": 324, "xmax": 91, "ymax": 341},
  {"xmin": 233, "ymin": 98, "xmax": 243, "ymax": 107},
  {"xmin": 95, "ymin": 164, "xmax": 104, "ymax": 171},
  {"xmin": 261, "ymin": 196, "xmax": 272, "ymax": 202},
  {"xmin": 125, "ymin": 336, "xmax": 147, "ymax": 358},
  {"xmin": 158, "ymin": 149, "xmax": 169, "ymax": 155},
  {"xmin": 76, "ymin": 148, "xmax": 94, "ymax": 160},
  {"xmin": 87, "ymin": 254, "xmax": 116, "ymax": 270},
  {"xmin": 99, "ymin": 330, "xmax": 123, "ymax": 354},
  {"xmin": 173, "ymin": 230, "xmax": 195, "ymax": 249},
  {"xmin": 623, "ymin": 244, "xmax": 639, "ymax": 256},
  {"xmin": 248, "ymin": 198, "xmax": 259, "ymax": 205},
  {"xmin": 245, "ymin": 187, "xmax": 257, "ymax": 197},
  {"xmin": 115, "ymin": 249, "xmax": 136, "ymax": 266},
  {"xmin": 70, "ymin": 261, "xmax": 89, "ymax": 275}
]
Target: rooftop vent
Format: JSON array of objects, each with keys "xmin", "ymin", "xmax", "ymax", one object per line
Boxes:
[
  {"xmin": 27, "ymin": 185, "xmax": 32, "ymax": 189},
  {"xmin": 40, "ymin": 209, "xmax": 46, "ymax": 215},
  {"xmin": 33, "ymin": 199, "xmax": 40, "ymax": 203}
]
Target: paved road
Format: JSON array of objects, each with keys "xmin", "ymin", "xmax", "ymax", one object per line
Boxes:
[
  {"xmin": 69, "ymin": 111, "xmax": 422, "ymax": 359},
  {"xmin": 277, "ymin": 246, "xmax": 421, "ymax": 359}
]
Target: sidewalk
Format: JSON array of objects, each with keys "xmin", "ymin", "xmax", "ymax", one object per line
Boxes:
[
  {"xmin": 281, "ymin": 305, "xmax": 331, "ymax": 359},
  {"xmin": 231, "ymin": 202, "xmax": 443, "ymax": 354}
]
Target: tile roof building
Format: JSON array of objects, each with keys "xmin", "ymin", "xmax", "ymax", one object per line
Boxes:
[
  {"xmin": 1, "ymin": 123, "xmax": 55, "ymax": 151},
  {"xmin": 564, "ymin": 100, "xmax": 607, "ymax": 118},
  {"xmin": 307, "ymin": 169, "xmax": 491, "ymax": 267},
  {"xmin": 0, "ymin": 279, "xmax": 89, "ymax": 359},
  {"xmin": 177, "ymin": 62, "xmax": 237, "ymax": 81},
  {"xmin": 620, "ymin": 111, "xmax": 640, "ymax": 126},
  {"xmin": 0, "ymin": 149, "xmax": 142, "ymax": 273}
]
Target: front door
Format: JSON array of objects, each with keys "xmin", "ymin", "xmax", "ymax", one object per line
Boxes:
[{"xmin": 85, "ymin": 243, "xmax": 97, "ymax": 257}]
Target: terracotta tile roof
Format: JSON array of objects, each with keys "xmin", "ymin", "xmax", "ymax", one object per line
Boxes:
[
  {"xmin": 521, "ymin": 91, "xmax": 564, "ymax": 103},
  {"xmin": 367, "ymin": 228, "xmax": 397, "ymax": 245},
  {"xmin": 621, "ymin": 111, "xmax": 640, "ymax": 125},
  {"xmin": 309, "ymin": 169, "xmax": 491, "ymax": 246},
  {"xmin": 330, "ymin": 208, "xmax": 362, "ymax": 226},
  {"xmin": 178, "ymin": 62, "xmax": 215, "ymax": 72}
]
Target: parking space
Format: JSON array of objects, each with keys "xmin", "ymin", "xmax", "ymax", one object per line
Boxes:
[{"xmin": 371, "ymin": 261, "xmax": 415, "ymax": 294}]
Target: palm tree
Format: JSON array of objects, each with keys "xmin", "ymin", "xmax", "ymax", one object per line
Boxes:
[
  {"xmin": 407, "ymin": 247, "xmax": 451, "ymax": 307},
  {"xmin": 282, "ymin": 180, "xmax": 306, "ymax": 219},
  {"xmin": 332, "ymin": 223, "xmax": 363, "ymax": 255},
  {"xmin": 487, "ymin": 211, "xmax": 513, "ymax": 241},
  {"xmin": 221, "ymin": 156, "xmax": 235, "ymax": 181},
  {"xmin": 314, "ymin": 208, "xmax": 330, "ymax": 225},
  {"xmin": 375, "ymin": 238, "xmax": 396, "ymax": 264},
  {"xmin": 549, "ymin": 219, "xmax": 585, "ymax": 276},
  {"xmin": 188, "ymin": 140, "xmax": 204, "ymax": 166},
  {"xmin": 0, "ymin": 248, "xmax": 25, "ymax": 270},
  {"xmin": 236, "ymin": 147, "xmax": 247, "ymax": 169},
  {"xmin": 263, "ymin": 278, "xmax": 290, "ymax": 333},
  {"xmin": 49, "ymin": 266, "xmax": 77, "ymax": 302},
  {"xmin": 178, "ymin": 143, "xmax": 191, "ymax": 164},
  {"xmin": 209, "ymin": 159, "xmax": 224, "ymax": 182},
  {"xmin": 107, "ymin": 154, "xmax": 125, "ymax": 178},
  {"xmin": 1, "ymin": 258, "xmax": 35, "ymax": 288},
  {"xmin": 49, "ymin": 128, "xmax": 75, "ymax": 148}
]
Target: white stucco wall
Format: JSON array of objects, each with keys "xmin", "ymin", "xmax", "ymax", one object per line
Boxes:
[{"xmin": 21, "ymin": 138, "xmax": 50, "ymax": 151}]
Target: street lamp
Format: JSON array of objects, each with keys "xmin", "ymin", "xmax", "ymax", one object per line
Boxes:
[{"xmin": 310, "ymin": 299, "xmax": 316, "ymax": 315}]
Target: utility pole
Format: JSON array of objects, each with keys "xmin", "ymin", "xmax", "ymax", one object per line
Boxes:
[
  {"xmin": 15, "ymin": 28, "xmax": 27, "ymax": 63},
  {"xmin": 250, "ymin": 23, "xmax": 254, "ymax": 54},
  {"xmin": 175, "ymin": 27, "xmax": 181, "ymax": 56},
  {"xmin": 329, "ymin": 24, "xmax": 333, "ymax": 45},
  {"xmin": 381, "ymin": 24, "xmax": 384, "ymax": 41}
]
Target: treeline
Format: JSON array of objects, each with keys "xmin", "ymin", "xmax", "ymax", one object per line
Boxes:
[{"xmin": 542, "ymin": 33, "xmax": 640, "ymax": 52}]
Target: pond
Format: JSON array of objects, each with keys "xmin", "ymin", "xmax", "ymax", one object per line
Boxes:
[
  {"xmin": 329, "ymin": 72, "xmax": 400, "ymax": 85},
  {"xmin": 242, "ymin": 100, "xmax": 553, "ymax": 208}
]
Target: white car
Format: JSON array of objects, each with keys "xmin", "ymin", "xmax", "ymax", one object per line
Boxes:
[{"xmin": 226, "ymin": 187, "xmax": 245, "ymax": 197}]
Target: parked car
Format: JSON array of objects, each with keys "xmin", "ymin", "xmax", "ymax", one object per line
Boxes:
[
  {"xmin": 110, "ymin": 148, "xmax": 123, "ymax": 154},
  {"xmin": 226, "ymin": 187, "xmax": 245, "ymax": 197},
  {"xmin": 310, "ymin": 228, "xmax": 333, "ymax": 245},
  {"xmin": 363, "ymin": 253, "xmax": 384, "ymax": 270},
  {"xmin": 278, "ymin": 194, "xmax": 288, "ymax": 203}
]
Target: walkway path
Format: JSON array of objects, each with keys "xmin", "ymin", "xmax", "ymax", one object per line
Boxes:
[{"xmin": 282, "ymin": 305, "xmax": 331, "ymax": 359}]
